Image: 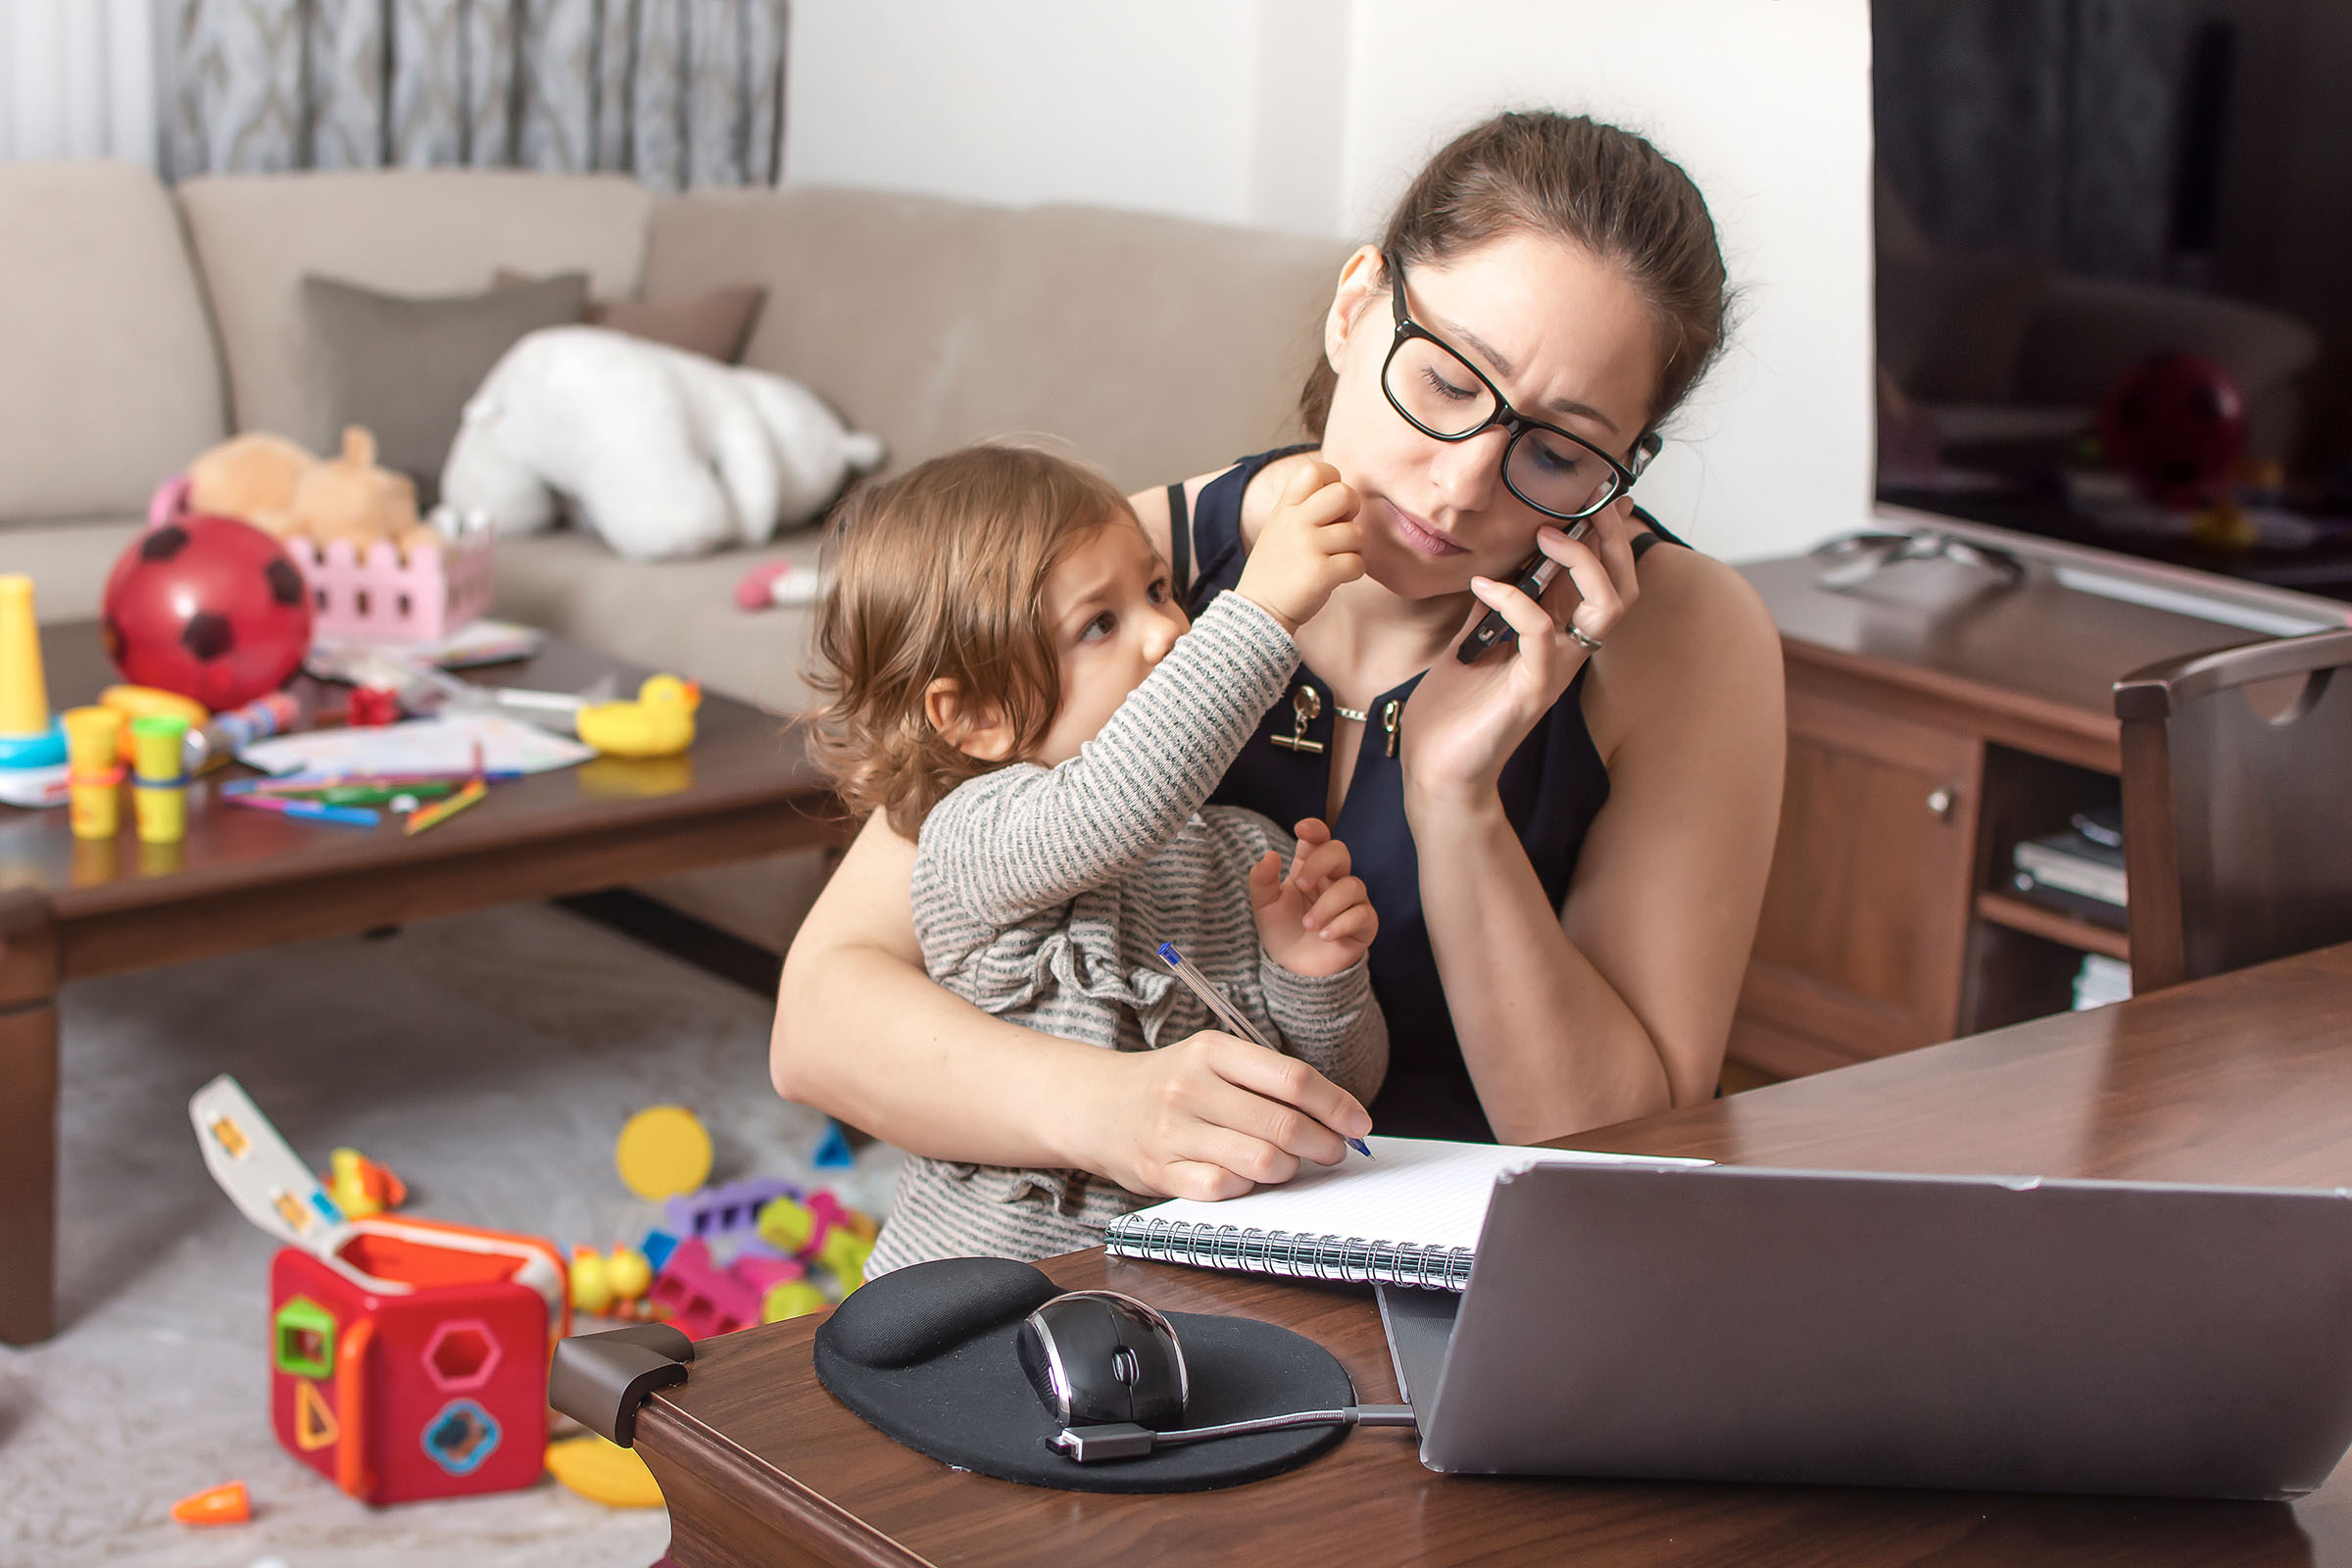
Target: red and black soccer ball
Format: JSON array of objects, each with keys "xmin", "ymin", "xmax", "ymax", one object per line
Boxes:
[
  {"xmin": 2097, "ymin": 352, "xmax": 2247, "ymax": 510},
  {"xmin": 101, "ymin": 515, "xmax": 314, "ymax": 710}
]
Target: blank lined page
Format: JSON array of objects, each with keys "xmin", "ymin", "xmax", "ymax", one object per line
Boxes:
[{"xmin": 1119, "ymin": 1136, "xmax": 1707, "ymax": 1251}]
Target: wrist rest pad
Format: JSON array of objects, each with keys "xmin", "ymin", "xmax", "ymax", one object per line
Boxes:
[{"xmin": 812, "ymin": 1255, "xmax": 1355, "ymax": 1492}]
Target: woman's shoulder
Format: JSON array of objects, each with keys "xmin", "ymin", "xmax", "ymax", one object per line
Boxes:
[
  {"xmin": 1584, "ymin": 539, "xmax": 1783, "ymax": 764},
  {"xmin": 1128, "ymin": 449, "xmax": 1322, "ymax": 563}
]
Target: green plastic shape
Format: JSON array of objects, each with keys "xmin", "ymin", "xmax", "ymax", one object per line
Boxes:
[{"xmin": 274, "ymin": 1294, "xmax": 337, "ymax": 1380}]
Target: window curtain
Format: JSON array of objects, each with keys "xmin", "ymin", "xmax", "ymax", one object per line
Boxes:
[
  {"xmin": 1874, "ymin": 0, "xmax": 2188, "ymax": 280},
  {"xmin": 0, "ymin": 0, "xmax": 158, "ymax": 164},
  {"xmin": 155, "ymin": 0, "xmax": 787, "ymax": 189}
]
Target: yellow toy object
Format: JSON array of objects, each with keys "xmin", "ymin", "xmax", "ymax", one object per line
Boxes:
[
  {"xmin": 569, "ymin": 1247, "xmax": 612, "ymax": 1314},
  {"xmin": 99, "ymin": 685, "xmax": 208, "ymax": 766},
  {"xmin": 322, "ymin": 1147, "xmax": 407, "ymax": 1219},
  {"xmin": 61, "ymin": 707, "xmax": 124, "ymax": 840},
  {"xmin": 760, "ymin": 1280, "xmax": 827, "ymax": 1323},
  {"xmin": 0, "ymin": 574, "xmax": 67, "ymax": 769},
  {"xmin": 817, "ymin": 1227, "xmax": 874, "ymax": 1292},
  {"xmin": 544, "ymin": 1433, "xmax": 664, "ymax": 1508},
  {"xmin": 576, "ymin": 675, "xmax": 701, "ymax": 759},
  {"xmin": 613, "ymin": 1104, "xmax": 713, "ymax": 1201},
  {"xmin": 128, "ymin": 714, "xmax": 190, "ymax": 845},
  {"xmin": 755, "ymin": 1195, "xmax": 818, "ymax": 1256},
  {"xmin": 604, "ymin": 1245, "xmax": 653, "ymax": 1301}
]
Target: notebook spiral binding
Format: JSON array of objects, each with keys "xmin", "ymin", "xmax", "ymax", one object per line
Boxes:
[{"xmin": 1105, "ymin": 1214, "xmax": 1473, "ymax": 1291}]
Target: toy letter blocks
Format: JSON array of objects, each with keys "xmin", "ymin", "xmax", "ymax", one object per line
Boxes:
[{"xmin": 194, "ymin": 1076, "xmax": 568, "ymax": 1505}]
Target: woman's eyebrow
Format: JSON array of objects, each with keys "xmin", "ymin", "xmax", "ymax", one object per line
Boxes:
[{"xmin": 1435, "ymin": 313, "xmax": 1622, "ymax": 436}]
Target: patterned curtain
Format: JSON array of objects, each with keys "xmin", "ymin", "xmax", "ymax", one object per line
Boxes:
[
  {"xmin": 1874, "ymin": 0, "xmax": 2187, "ymax": 280},
  {"xmin": 156, "ymin": 0, "xmax": 788, "ymax": 189}
]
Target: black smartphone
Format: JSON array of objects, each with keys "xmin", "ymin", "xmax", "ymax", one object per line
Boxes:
[{"xmin": 1454, "ymin": 521, "xmax": 1591, "ymax": 663}]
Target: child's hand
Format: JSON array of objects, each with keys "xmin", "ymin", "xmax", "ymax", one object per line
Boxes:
[
  {"xmin": 1235, "ymin": 461, "xmax": 1364, "ymax": 632},
  {"xmin": 1250, "ymin": 817, "xmax": 1377, "ymax": 977}
]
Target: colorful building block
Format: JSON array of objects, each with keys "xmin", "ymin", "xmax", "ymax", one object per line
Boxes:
[{"xmin": 644, "ymin": 1237, "xmax": 764, "ymax": 1341}]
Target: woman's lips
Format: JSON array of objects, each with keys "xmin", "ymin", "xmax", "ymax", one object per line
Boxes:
[{"xmin": 1384, "ymin": 500, "xmax": 1467, "ymax": 558}]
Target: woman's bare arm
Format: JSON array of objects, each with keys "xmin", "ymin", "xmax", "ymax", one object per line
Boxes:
[{"xmin": 1410, "ymin": 550, "xmax": 1785, "ymax": 1140}]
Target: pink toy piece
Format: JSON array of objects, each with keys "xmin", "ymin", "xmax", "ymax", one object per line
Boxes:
[
  {"xmin": 645, "ymin": 1237, "xmax": 764, "ymax": 1342},
  {"xmin": 664, "ymin": 1174, "xmax": 803, "ymax": 1245},
  {"xmin": 732, "ymin": 560, "xmax": 826, "ymax": 612},
  {"xmin": 729, "ymin": 1253, "xmax": 807, "ymax": 1294},
  {"xmin": 149, "ymin": 473, "xmax": 192, "ymax": 529}
]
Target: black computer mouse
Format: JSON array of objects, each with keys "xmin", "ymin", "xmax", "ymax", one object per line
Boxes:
[{"xmin": 1017, "ymin": 1290, "xmax": 1191, "ymax": 1428}]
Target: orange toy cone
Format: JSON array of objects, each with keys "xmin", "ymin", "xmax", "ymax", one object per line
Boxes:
[{"xmin": 170, "ymin": 1480, "xmax": 251, "ymax": 1525}]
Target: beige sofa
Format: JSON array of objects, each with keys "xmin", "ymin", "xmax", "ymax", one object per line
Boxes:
[{"xmin": 3, "ymin": 160, "xmax": 1351, "ymax": 944}]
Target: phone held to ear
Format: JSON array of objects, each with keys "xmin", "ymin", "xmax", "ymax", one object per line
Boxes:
[{"xmin": 1455, "ymin": 520, "xmax": 1592, "ymax": 664}]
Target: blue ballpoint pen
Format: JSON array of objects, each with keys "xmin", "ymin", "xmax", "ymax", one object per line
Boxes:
[{"xmin": 1156, "ymin": 941, "xmax": 1372, "ymax": 1157}]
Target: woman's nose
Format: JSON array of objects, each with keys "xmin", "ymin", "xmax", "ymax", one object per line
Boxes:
[{"xmin": 1431, "ymin": 427, "xmax": 1505, "ymax": 512}]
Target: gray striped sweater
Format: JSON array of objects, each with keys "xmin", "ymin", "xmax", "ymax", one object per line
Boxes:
[{"xmin": 866, "ymin": 592, "xmax": 1390, "ymax": 1276}]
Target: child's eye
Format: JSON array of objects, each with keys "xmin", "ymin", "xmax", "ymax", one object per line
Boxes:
[
  {"xmin": 1147, "ymin": 576, "xmax": 1170, "ymax": 605},
  {"xmin": 1079, "ymin": 611, "xmax": 1116, "ymax": 642}
]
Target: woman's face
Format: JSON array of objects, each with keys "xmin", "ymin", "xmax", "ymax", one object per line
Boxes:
[{"xmin": 1316, "ymin": 232, "xmax": 1662, "ymax": 601}]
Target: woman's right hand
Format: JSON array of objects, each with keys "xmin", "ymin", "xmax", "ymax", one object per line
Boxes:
[{"xmin": 1074, "ymin": 1030, "xmax": 1374, "ymax": 1200}]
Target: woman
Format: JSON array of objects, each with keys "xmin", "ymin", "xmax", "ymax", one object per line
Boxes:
[{"xmin": 770, "ymin": 110, "xmax": 1785, "ymax": 1205}]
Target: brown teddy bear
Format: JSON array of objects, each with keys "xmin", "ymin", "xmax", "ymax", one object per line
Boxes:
[{"xmin": 184, "ymin": 426, "xmax": 435, "ymax": 559}]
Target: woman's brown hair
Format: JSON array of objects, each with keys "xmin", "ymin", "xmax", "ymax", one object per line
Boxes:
[
  {"xmin": 805, "ymin": 445, "xmax": 1135, "ymax": 836},
  {"xmin": 1300, "ymin": 110, "xmax": 1730, "ymax": 443}
]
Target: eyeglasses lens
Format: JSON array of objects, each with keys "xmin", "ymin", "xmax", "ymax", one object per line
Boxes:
[{"xmin": 1383, "ymin": 335, "xmax": 1619, "ymax": 519}]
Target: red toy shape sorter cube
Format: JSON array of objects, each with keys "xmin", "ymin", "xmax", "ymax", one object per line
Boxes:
[
  {"xmin": 270, "ymin": 1216, "xmax": 565, "ymax": 1504},
  {"xmin": 191, "ymin": 1075, "xmax": 568, "ymax": 1507}
]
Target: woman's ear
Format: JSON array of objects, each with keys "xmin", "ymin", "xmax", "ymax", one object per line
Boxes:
[
  {"xmin": 923, "ymin": 678, "xmax": 1018, "ymax": 762},
  {"xmin": 1324, "ymin": 244, "xmax": 1387, "ymax": 372}
]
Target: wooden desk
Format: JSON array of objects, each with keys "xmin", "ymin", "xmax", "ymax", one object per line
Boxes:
[
  {"xmin": 0, "ymin": 623, "xmax": 847, "ymax": 1345},
  {"xmin": 626, "ymin": 942, "xmax": 2352, "ymax": 1567}
]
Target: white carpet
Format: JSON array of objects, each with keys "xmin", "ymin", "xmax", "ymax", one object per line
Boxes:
[{"xmin": 0, "ymin": 902, "xmax": 903, "ymax": 1568}]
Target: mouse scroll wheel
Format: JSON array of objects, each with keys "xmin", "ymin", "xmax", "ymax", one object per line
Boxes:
[{"xmin": 1112, "ymin": 1347, "xmax": 1141, "ymax": 1387}]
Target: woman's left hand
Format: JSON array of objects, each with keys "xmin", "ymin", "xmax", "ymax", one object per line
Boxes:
[{"xmin": 1400, "ymin": 497, "xmax": 1641, "ymax": 807}]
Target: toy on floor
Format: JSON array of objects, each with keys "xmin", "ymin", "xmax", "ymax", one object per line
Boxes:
[
  {"xmin": 575, "ymin": 674, "xmax": 700, "ymax": 759},
  {"xmin": 170, "ymin": 1479, "xmax": 251, "ymax": 1525},
  {"xmin": 102, "ymin": 514, "xmax": 315, "ymax": 710},
  {"xmin": 545, "ymin": 1432, "xmax": 663, "ymax": 1508},
  {"xmin": 190, "ymin": 1075, "xmax": 569, "ymax": 1506},
  {"xmin": 811, "ymin": 1117, "xmax": 856, "ymax": 1169},
  {"xmin": 0, "ymin": 574, "xmax": 67, "ymax": 772},
  {"xmin": 323, "ymin": 1148, "xmax": 407, "ymax": 1219},
  {"xmin": 614, "ymin": 1104, "xmax": 713, "ymax": 1200}
]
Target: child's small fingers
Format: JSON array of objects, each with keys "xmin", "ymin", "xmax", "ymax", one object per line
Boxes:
[
  {"xmin": 1292, "ymin": 817, "xmax": 1333, "ymax": 847},
  {"xmin": 1249, "ymin": 850, "xmax": 1284, "ymax": 906},
  {"xmin": 1316, "ymin": 902, "xmax": 1378, "ymax": 945},
  {"xmin": 1296, "ymin": 836, "xmax": 1352, "ymax": 888},
  {"xmin": 1303, "ymin": 876, "xmax": 1370, "ymax": 930}
]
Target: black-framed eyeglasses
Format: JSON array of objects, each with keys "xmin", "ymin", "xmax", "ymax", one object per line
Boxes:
[{"xmin": 1380, "ymin": 250, "xmax": 1661, "ymax": 523}]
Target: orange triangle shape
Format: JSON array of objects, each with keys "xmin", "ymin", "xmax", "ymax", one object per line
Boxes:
[
  {"xmin": 170, "ymin": 1480, "xmax": 250, "ymax": 1525},
  {"xmin": 295, "ymin": 1378, "xmax": 339, "ymax": 1452}
]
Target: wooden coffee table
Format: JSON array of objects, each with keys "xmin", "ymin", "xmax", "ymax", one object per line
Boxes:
[{"xmin": 0, "ymin": 621, "xmax": 847, "ymax": 1345}]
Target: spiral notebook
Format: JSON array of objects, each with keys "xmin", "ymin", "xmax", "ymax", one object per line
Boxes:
[{"xmin": 1104, "ymin": 1135, "xmax": 1708, "ymax": 1291}]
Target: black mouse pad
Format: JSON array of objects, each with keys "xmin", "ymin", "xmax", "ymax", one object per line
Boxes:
[{"xmin": 812, "ymin": 1256, "xmax": 1357, "ymax": 1492}]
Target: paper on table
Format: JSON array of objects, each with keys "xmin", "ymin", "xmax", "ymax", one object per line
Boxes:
[
  {"xmin": 237, "ymin": 711, "xmax": 594, "ymax": 777},
  {"xmin": 1120, "ymin": 1135, "xmax": 1710, "ymax": 1253}
]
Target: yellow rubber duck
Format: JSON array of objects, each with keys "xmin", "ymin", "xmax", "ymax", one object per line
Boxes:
[{"xmin": 576, "ymin": 674, "xmax": 701, "ymax": 758}]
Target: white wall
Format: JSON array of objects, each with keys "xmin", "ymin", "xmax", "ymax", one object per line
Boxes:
[
  {"xmin": 800, "ymin": 0, "xmax": 1883, "ymax": 561},
  {"xmin": 0, "ymin": 0, "xmax": 155, "ymax": 165}
]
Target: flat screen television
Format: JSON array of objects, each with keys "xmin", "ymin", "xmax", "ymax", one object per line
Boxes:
[{"xmin": 1871, "ymin": 0, "xmax": 2352, "ymax": 632}]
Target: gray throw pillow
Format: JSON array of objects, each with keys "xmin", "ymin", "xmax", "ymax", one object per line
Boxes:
[{"xmin": 301, "ymin": 271, "xmax": 590, "ymax": 507}]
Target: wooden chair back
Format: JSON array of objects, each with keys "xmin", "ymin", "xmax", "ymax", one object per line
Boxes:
[{"xmin": 2114, "ymin": 627, "xmax": 2352, "ymax": 993}]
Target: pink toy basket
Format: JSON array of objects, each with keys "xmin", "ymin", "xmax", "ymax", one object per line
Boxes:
[{"xmin": 150, "ymin": 474, "xmax": 493, "ymax": 645}]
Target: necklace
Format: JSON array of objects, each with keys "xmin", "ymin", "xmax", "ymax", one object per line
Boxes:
[{"xmin": 1333, "ymin": 704, "xmax": 1369, "ymax": 722}]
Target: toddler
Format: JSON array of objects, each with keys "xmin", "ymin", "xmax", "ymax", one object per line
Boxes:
[{"xmin": 805, "ymin": 445, "xmax": 1388, "ymax": 1274}]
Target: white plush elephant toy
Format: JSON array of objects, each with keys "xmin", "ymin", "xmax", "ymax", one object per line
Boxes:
[{"xmin": 442, "ymin": 325, "xmax": 884, "ymax": 562}]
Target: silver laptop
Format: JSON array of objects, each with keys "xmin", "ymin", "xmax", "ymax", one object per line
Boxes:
[{"xmin": 1376, "ymin": 1161, "xmax": 2352, "ymax": 1498}]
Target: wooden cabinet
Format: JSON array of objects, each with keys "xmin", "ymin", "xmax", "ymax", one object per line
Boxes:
[{"xmin": 1731, "ymin": 551, "xmax": 2262, "ymax": 1079}]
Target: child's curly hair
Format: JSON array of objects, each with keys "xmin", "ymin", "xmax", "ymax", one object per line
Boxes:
[{"xmin": 806, "ymin": 445, "xmax": 1137, "ymax": 836}]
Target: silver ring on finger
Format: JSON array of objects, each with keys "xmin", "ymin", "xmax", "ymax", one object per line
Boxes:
[{"xmin": 1567, "ymin": 622, "xmax": 1604, "ymax": 654}]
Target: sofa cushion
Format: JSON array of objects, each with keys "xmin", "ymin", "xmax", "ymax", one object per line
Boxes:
[
  {"xmin": 493, "ymin": 528, "xmax": 827, "ymax": 713},
  {"xmin": 178, "ymin": 170, "xmax": 652, "ymax": 445},
  {"xmin": 642, "ymin": 186, "xmax": 1014, "ymax": 474},
  {"xmin": 2, "ymin": 516, "xmax": 149, "ymax": 624},
  {"xmin": 494, "ymin": 270, "xmax": 769, "ymax": 363},
  {"xmin": 303, "ymin": 271, "xmax": 591, "ymax": 506},
  {"xmin": 924, "ymin": 205, "xmax": 1352, "ymax": 491},
  {"xmin": 0, "ymin": 162, "xmax": 226, "ymax": 523}
]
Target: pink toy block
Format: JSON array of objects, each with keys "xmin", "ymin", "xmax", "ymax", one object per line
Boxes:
[
  {"xmin": 646, "ymin": 1238, "xmax": 763, "ymax": 1341},
  {"xmin": 729, "ymin": 1254, "xmax": 807, "ymax": 1294}
]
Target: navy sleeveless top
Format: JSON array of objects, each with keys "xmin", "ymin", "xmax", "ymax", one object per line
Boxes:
[{"xmin": 1173, "ymin": 448, "xmax": 1680, "ymax": 1143}]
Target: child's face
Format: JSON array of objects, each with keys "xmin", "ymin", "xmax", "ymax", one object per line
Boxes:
[{"xmin": 1031, "ymin": 519, "xmax": 1190, "ymax": 766}]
